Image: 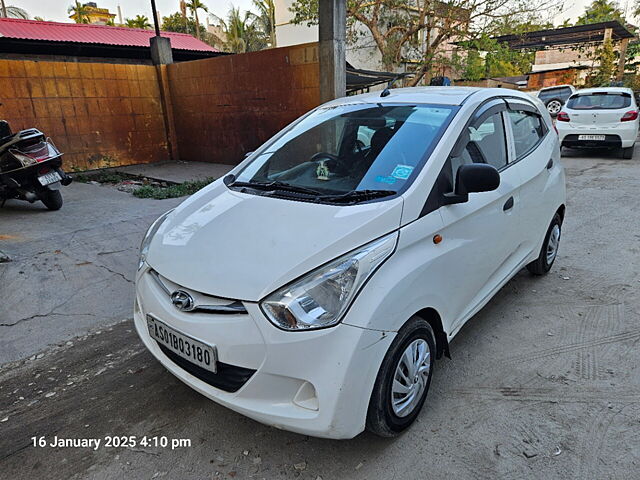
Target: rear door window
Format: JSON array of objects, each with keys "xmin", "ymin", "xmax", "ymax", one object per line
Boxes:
[
  {"xmin": 566, "ymin": 93, "xmax": 631, "ymax": 110},
  {"xmin": 508, "ymin": 110, "xmax": 545, "ymax": 159}
]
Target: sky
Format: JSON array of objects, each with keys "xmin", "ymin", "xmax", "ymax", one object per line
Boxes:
[
  {"xmin": 5, "ymin": 1, "xmax": 255, "ymax": 24},
  {"xmin": 4, "ymin": 0, "xmax": 638, "ymax": 27}
]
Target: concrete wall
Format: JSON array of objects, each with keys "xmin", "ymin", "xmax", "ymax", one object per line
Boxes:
[
  {"xmin": 167, "ymin": 43, "xmax": 320, "ymax": 165},
  {"xmin": 0, "ymin": 59, "xmax": 169, "ymax": 171}
]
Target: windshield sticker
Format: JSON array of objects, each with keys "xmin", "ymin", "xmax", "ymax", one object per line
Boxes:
[
  {"xmin": 391, "ymin": 164, "xmax": 414, "ymax": 180},
  {"xmin": 375, "ymin": 175, "xmax": 397, "ymax": 185}
]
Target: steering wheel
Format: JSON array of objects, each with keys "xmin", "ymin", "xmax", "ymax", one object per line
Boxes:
[{"xmin": 311, "ymin": 152, "xmax": 339, "ymax": 163}]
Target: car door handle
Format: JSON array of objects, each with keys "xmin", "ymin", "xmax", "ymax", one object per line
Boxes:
[
  {"xmin": 503, "ymin": 196, "xmax": 514, "ymax": 211},
  {"xmin": 546, "ymin": 159, "xmax": 554, "ymax": 169}
]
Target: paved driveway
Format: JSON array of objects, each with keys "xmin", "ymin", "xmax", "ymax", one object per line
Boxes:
[{"xmin": 1, "ymin": 152, "xmax": 639, "ymax": 479}]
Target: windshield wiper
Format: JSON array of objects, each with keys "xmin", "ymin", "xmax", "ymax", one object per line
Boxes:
[
  {"xmin": 228, "ymin": 180, "xmax": 322, "ymax": 196},
  {"xmin": 316, "ymin": 189, "xmax": 396, "ymax": 203}
]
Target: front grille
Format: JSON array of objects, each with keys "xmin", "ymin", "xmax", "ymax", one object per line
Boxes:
[
  {"xmin": 149, "ymin": 269, "xmax": 248, "ymax": 315},
  {"xmin": 158, "ymin": 343, "xmax": 255, "ymax": 393}
]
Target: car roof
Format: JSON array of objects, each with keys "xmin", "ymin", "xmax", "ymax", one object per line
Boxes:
[
  {"xmin": 572, "ymin": 87, "xmax": 634, "ymax": 95},
  {"xmin": 325, "ymin": 86, "xmax": 536, "ymax": 107},
  {"xmin": 540, "ymin": 85, "xmax": 574, "ymax": 90}
]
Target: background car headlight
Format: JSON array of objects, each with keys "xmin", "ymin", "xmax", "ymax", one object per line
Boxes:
[
  {"xmin": 138, "ymin": 209, "xmax": 173, "ymax": 270},
  {"xmin": 261, "ymin": 233, "xmax": 397, "ymax": 331}
]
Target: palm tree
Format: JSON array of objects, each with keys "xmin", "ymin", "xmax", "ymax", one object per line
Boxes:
[
  {"xmin": 252, "ymin": 0, "xmax": 276, "ymax": 48},
  {"xmin": 186, "ymin": 0, "xmax": 208, "ymax": 39},
  {"xmin": 219, "ymin": 7, "xmax": 269, "ymax": 54},
  {"xmin": 68, "ymin": 1, "xmax": 89, "ymax": 24},
  {"xmin": 2, "ymin": 5, "xmax": 30, "ymax": 19},
  {"xmin": 125, "ymin": 15, "xmax": 151, "ymax": 29}
]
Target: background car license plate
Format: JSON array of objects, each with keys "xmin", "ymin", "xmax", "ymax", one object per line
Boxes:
[
  {"xmin": 147, "ymin": 315, "xmax": 217, "ymax": 373},
  {"xmin": 38, "ymin": 171, "xmax": 62, "ymax": 186},
  {"xmin": 578, "ymin": 135, "xmax": 605, "ymax": 141}
]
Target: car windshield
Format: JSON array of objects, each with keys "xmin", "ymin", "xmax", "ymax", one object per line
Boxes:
[
  {"xmin": 232, "ymin": 103, "xmax": 457, "ymax": 198},
  {"xmin": 566, "ymin": 93, "xmax": 631, "ymax": 110}
]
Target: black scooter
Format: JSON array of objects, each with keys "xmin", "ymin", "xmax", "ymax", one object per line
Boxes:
[{"xmin": 0, "ymin": 120, "xmax": 72, "ymax": 211}]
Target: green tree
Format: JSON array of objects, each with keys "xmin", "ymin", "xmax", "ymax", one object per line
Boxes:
[
  {"xmin": 289, "ymin": 0, "xmax": 556, "ymax": 85},
  {"xmin": 253, "ymin": 0, "xmax": 276, "ymax": 47},
  {"xmin": 67, "ymin": 1, "xmax": 89, "ymax": 24},
  {"xmin": 587, "ymin": 38, "xmax": 616, "ymax": 85},
  {"xmin": 186, "ymin": 0, "xmax": 208, "ymax": 39},
  {"xmin": 576, "ymin": 0, "xmax": 625, "ymax": 25},
  {"xmin": 125, "ymin": 15, "xmax": 151, "ymax": 29},
  {"xmin": 162, "ymin": 12, "xmax": 198, "ymax": 34}
]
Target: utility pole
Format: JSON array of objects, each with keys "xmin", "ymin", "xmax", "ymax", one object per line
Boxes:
[
  {"xmin": 149, "ymin": 0, "xmax": 172, "ymax": 64},
  {"xmin": 318, "ymin": 0, "xmax": 346, "ymax": 103},
  {"xmin": 150, "ymin": 0, "xmax": 161, "ymax": 37},
  {"xmin": 1, "ymin": 0, "xmax": 8, "ymax": 19}
]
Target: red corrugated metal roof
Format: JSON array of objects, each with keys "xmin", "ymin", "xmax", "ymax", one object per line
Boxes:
[{"xmin": 0, "ymin": 18, "xmax": 218, "ymax": 52}]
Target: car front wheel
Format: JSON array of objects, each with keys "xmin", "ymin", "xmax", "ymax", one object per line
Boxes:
[
  {"xmin": 527, "ymin": 213, "xmax": 562, "ymax": 275},
  {"xmin": 366, "ymin": 317, "xmax": 435, "ymax": 437}
]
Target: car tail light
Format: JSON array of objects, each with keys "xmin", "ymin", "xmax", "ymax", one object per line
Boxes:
[
  {"xmin": 556, "ymin": 112, "xmax": 570, "ymax": 122},
  {"xmin": 621, "ymin": 110, "xmax": 638, "ymax": 122}
]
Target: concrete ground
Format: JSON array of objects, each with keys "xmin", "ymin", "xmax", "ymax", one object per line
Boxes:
[
  {"xmin": 114, "ymin": 161, "xmax": 234, "ymax": 184},
  {"xmin": 1, "ymin": 152, "xmax": 639, "ymax": 479}
]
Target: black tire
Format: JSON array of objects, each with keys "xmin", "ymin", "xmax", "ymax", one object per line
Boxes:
[
  {"xmin": 526, "ymin": 213, "xmax": 562, "ymax": 275},
  {"xmin": 41, "ymin": 189, "xmax": 63, "ymax": 211},
  {"xmin": 366, "ymin": 317, "xmax": 436, "ymax": 437},
  {"xmin": 545, "ymin": 98, "xmax": 564, "ymax": 117},
  {"xmin": 622, "ymin": 145, "xmax": 634, "ymax": 159}
]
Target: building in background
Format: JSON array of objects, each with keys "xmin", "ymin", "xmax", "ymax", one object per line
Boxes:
[
  {"xmin": 69, "ymin": 2, "xmax": 117, "ymax": 25},
  {"xmin": 494, "ymin": 21, "xmax": 636, "ymax": 87}
]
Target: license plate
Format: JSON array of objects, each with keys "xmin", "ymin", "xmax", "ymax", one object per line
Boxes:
[
  {"xmin": 38, "ymin": 171, "xmax": 62, "ymax": 186},
  {"xmin": 147, "ymin": 315, "xmax": 217, "ymax": 373},
  {"xmin": 578, "ymin": 135, "xmax": 605, "ymax": 141}
]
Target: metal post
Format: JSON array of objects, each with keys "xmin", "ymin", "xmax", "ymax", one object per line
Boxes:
[
  {"xmin": 318, "ymin": 0, "xmax": 346, "ymax": 103},
  {"xmin": 0, "ymin": 0, "xmax": 7, "ymax": 18},
  {"xmin": 150, "ymin": 0, "xmax": 161, "ymax": 37}
]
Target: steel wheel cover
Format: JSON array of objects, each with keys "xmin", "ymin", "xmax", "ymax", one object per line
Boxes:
[{"xmin": 391, "ymin": 338, "xmax": 431, "ymax": 417}]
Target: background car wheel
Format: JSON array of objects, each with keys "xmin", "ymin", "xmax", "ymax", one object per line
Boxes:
[
  {"xmin": 622, "ymin": 145, "xmax": 634, "ymax": 159},
  {"xmin": 526, "ymin": 213, "xmax": 562, "ymax": 275},
  {"xmin": 41, "ymin": 190, "xmax": 63, "ymax": 211},
  {"xmin": 366, "ymin": 317, "xmax": 435, "ymax": 437},
  {"xmin": 545, "ymin": 98, "xmax": 563, "ymax": 117}
]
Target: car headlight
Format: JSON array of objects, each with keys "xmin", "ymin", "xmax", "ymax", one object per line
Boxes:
[
  {"xmin": 138, "ymin": 209, "xmax": 173, "ymax": 270},
  {"xmin": 261, "ymin": 233, "xmax": 397, "ymax": 331}
]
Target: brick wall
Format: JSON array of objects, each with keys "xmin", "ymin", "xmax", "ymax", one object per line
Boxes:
[
  {"xmin": 0, "ymin": 59, "xmax": 169, "ymax": 171},
  {"xmin": 167, "ymin": 43, "xmax": 320, "ymax": 165}
]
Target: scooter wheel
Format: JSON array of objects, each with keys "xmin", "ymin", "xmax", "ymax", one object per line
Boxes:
[{"xmin": 41, "ymin": 190, "xmax": 63, "ymax": 211}]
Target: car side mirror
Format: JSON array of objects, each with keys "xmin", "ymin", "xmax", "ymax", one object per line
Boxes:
[{"xmin": 443, "ymin": 163, "xmax": 500, "ymax": 205}]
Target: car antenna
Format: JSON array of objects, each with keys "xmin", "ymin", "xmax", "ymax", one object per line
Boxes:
[{"xmin": 380, "ymin": 73, "xmax": 405, "ymax": 98}]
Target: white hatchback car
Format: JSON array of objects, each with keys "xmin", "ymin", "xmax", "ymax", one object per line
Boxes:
[
  {"xmin": 556, "ymin": 87, "xmax": 639, "ymax": 158},
  {"xmin": 135, "ymin": 87, "xmax": 566, "ymax": 439}
]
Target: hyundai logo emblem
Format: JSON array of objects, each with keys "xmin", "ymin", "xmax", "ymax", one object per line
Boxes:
[{"xmin": 171, "ymin": 290, "xmax": 196, "ymax": 312}]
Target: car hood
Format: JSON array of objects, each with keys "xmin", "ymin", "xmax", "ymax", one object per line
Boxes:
[{"xmin": 147, "ymin": 181, "xmax": 404, "ymax": 301}]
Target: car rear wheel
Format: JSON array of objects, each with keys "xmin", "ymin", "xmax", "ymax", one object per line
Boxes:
[
  {"xmin": 622, "ymin": 145, "xmax": 634, "ymax": 159},
  {"xmin": 526, "ymin": 213, "xmax": 562, "ymax": 275},
  {"xmin": 545, "ymin": 98, "xmax": 563, "ymax": 117},
  {"xmin": 366, "ymin": 317, "xmax": 435, "ymax": 437},
  {"xmin": 41, "ymin": 189, "xmax": 63, "ymax": 211}
]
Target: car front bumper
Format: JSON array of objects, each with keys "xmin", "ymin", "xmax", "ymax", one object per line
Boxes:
[{"xmin": 134, "ymin": 266, "xmax": 395, "ymax": 439}]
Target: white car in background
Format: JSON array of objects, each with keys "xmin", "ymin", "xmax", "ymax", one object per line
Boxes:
[
  {"xmin": 556, "ymin": 87, "xmax": 639, "ymax": 159},
  {"xmin": 135, "ymin": 87, "xmax": 566, "ymax": 439}
]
